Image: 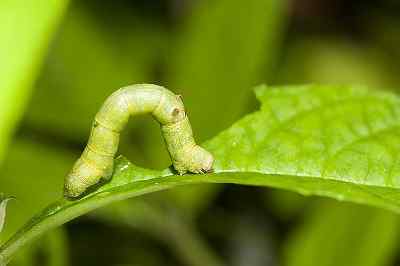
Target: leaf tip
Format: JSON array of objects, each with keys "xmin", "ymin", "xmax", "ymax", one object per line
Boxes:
[{"xmin": 0, "ymin": 195, "xmax": 14, "ymax": 233}]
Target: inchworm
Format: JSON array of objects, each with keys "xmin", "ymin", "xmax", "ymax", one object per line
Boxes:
[{"xmin": 64, "ymin": 84, "xmax": 214, "ymax": 198}]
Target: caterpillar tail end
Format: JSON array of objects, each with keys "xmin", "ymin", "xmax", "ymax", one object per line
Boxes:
[
  {"xmin": 174, "ymin": 145, "xmax": 214, "ymax": 175},
  {"xmin": 64, "ymin": 158, "xmax": 113, "ymax": 199}
]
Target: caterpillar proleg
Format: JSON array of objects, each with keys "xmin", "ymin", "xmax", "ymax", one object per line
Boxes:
[{"xmin": 64, "ymin": 84, "xmax": 214, "ymax": 198}]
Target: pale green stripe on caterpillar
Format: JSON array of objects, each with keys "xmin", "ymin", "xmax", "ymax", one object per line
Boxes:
[{"xmin": 64, "ymin": 84, "xmax": 214, "ymax": 198}]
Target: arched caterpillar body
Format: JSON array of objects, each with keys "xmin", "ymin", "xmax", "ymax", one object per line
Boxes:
[{"xmin": 64, "ymin": 84, "xmax": 214, "ymax": 198}]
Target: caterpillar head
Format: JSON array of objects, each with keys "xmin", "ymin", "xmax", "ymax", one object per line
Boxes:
[{"xmin": 154, "ymin": 94, "xmax": 186, "ymax": 124}]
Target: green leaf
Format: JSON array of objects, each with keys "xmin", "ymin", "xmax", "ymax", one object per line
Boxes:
[
  {"xmin": 0, "ymin": 0, "xmax": 69, "ymax": 162},
  {"xmin": 283, "ymin": 201, "xmax": 400, "ymax": 266},
  {"xmin": 27, "ymin": 2, "xmax": 163, "ymax": 142},
  {"xmin": 3, "ymin": 84, "xmax": 400, "ymax": 263}
]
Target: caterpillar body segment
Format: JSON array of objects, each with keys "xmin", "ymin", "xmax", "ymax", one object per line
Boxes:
[{"xmin": 64, "ymin": 84, "xmax": 214, "ymax": 198}]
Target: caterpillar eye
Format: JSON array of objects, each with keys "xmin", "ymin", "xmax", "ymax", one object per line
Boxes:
[
  {"xmin": 171, "ymin": 107, "xmax": 186, "ymax": 121},
  {"xmin": 172, "ymin": 108, "xmax": 180, "ymax": 117}
]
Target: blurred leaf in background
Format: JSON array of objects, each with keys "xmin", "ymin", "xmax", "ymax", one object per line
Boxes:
[
  {"xmin": 0, "ymin": 139, "xmax": 73, "ymax": 265},
  {"xmin": 92, "ymin": 199, "xmax": 224, "ymax": 266},
  {"xmin": 0, "ymin": 0, "xmax": 69, "ymax": 163},
  {"xmin": 283, "ymin": 201, "xmax": 400, "ymax": 266},
  {"xmin": 168, "ymin": 0, "xmax": 288, "ymax": 140},
  {"xmin": 0, "ymin": 1, "xmax": 69, "ymax": 265},
  {"xmin": 276, "ymin": 38, "xmax": 397, "ymax": 88},
  {"xmin": 40, "ymin": 229, "xmax": 69, "ymax": 266},
  {"xmin": 0, "ymin": 139, "xmax": 73, "ymax": 242},
  {"xmin": 25, "ymin": 1, "xmax": 165, "ymax": 144},
  {"xmin": 159, "ymin": 0, "xmax": 289, "ymax": 216}
]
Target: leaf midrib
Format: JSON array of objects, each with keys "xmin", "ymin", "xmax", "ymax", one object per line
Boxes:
[{"xmin": 2, "ymin": 161, "xmax": 400, "ymax": 264}]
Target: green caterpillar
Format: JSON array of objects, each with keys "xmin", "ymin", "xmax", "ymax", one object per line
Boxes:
[{"xmin": 64, "ymin": 84, "xmax": 214, "ymax": 198}]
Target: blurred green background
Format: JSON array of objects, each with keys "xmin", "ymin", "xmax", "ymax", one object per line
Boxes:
[{"xmin": 1, "ymin": 0, "xmax": 400, "ymax": 265}]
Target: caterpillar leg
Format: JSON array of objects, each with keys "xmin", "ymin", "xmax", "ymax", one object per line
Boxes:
[{"xmin": 173, "ymin": 145, "xmax": 214, "ymax": 175}]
